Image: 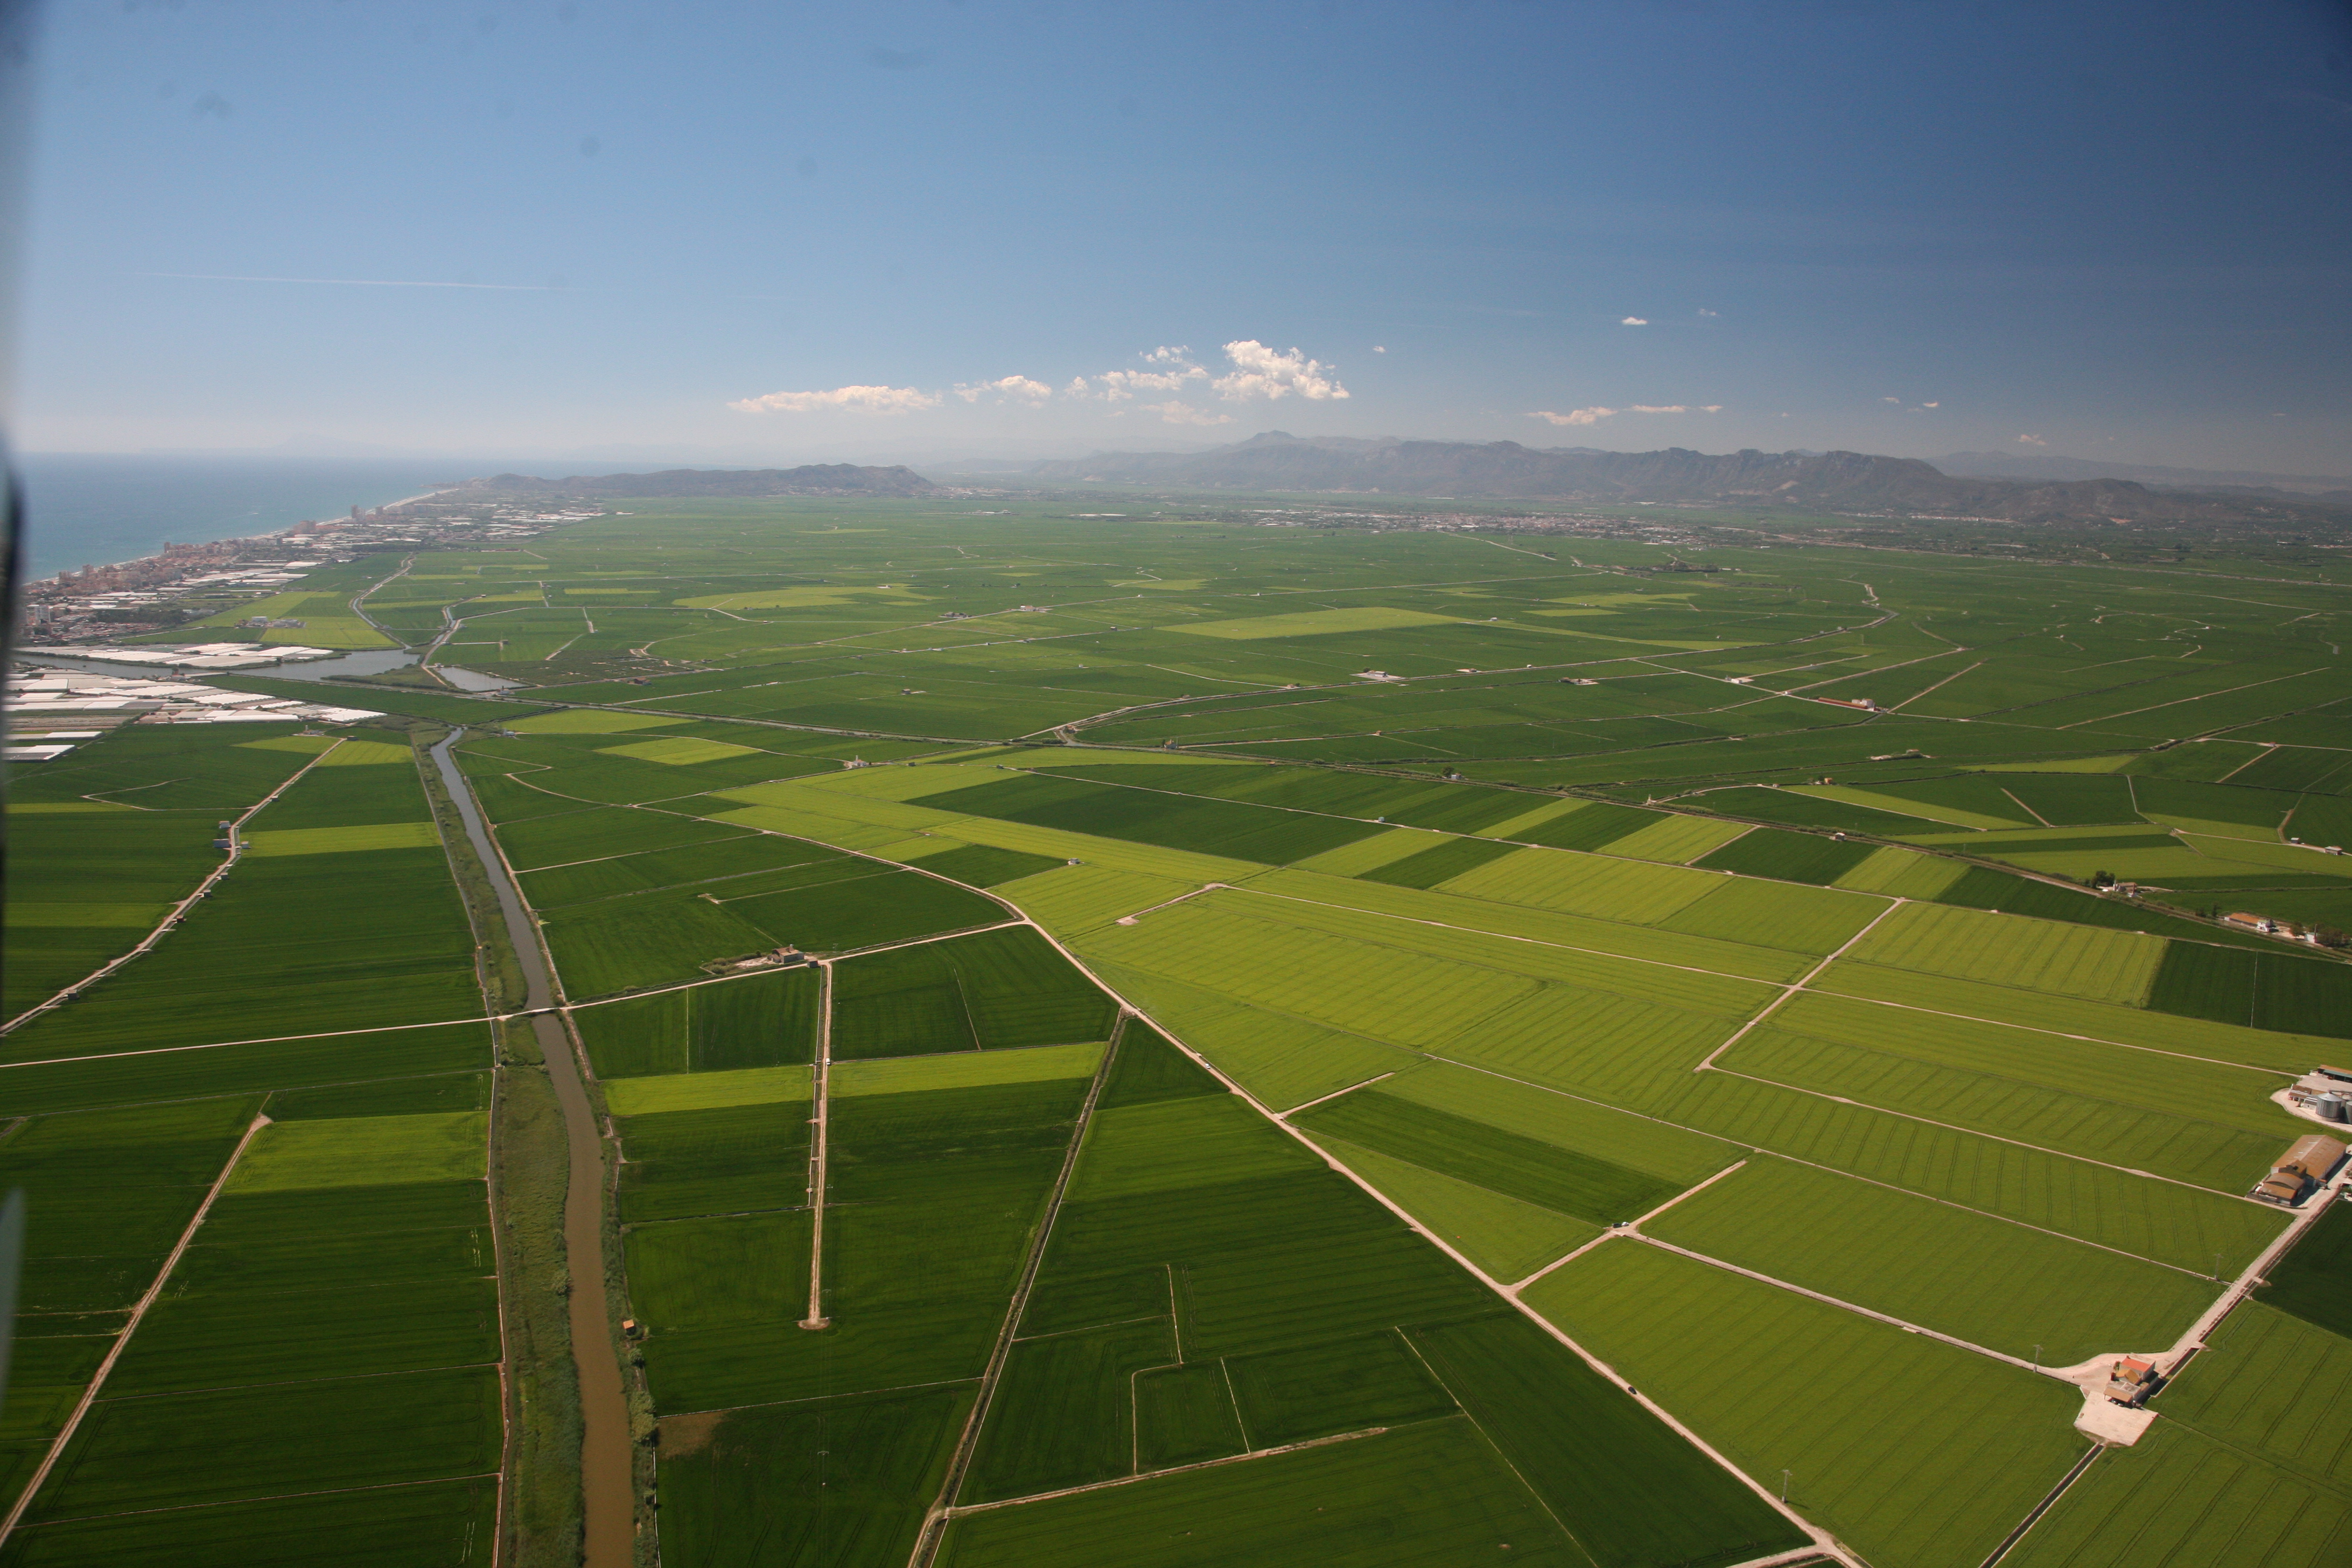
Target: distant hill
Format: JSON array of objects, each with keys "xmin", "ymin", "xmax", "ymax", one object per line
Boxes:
[
  {"xmin": 1938, "ymin": 450, "xmax": 2352, "ymax": 496},
  {"xmin": 1028, "ymin": 432, "xmax": 2348, "ymax": 524},
  {"xmin": 453, "ymin": 464, "xmax": 939, "ymax": 498}
]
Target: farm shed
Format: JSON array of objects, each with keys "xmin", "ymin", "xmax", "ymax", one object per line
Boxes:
[{"xmin": 2251, "ymin": 1133, "xmax": 2348, "ymax": 1206}]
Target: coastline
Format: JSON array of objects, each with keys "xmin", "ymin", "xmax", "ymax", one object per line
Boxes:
[
  {"xmin": 20, "ymin": 486, "xmax": 455, "ymax": 586},
  {"xmin": 16, "ymin": 453, "xmax": 467, "ymax": 579}
]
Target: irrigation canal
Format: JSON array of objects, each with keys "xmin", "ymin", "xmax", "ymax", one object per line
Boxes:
[{"xmin": 429, "ymin": 733, "xmax": 635, "ymax": 1567}]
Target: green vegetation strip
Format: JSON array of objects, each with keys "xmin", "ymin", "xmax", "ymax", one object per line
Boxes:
[
  {"xmin": 831, "ymin": 1040, "xmax": 1107, "ymax": 1097},
  {"xmin": 228, "ymin": 1110, "xmax": 489, "ymax": 1192},
  {"xmin": 600, "ymin": 1062, "xmax": 814, "ymax": 1115}
]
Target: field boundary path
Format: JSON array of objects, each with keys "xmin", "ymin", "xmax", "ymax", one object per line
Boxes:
[
  {"xmin": 1695, "ymin": 898, "xmax": 1905, "ymax": 1072},
  {"xmin": 905, "ymin": 1018, "xmax": 1126, "ymax": 1568},
  {"xmin": 428, "ymin": 733, "xmax": 634, "ymax": 1568},
  {"xmin": 800, "ymin": 960, "xmax": 835, "ymax": 1331},
  {"xmin": 0, "ymin": 1110, "xmax": 274, "ymax": 1546},
  {"xmin": 1509, "ymin": 1159, "xmax": 1752, "ymax": 1293},
  {"xmin": 1, "ymin": 736, "xmax": 349, "ymax": 1035},
  {"xmin": 1978, "ymin": 1444, "xmax": 2106, "ymax": 1568}
]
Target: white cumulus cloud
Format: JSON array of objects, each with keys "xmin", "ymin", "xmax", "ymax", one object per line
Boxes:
[
  {"xmin": 1143, "ymin": 400, "xmax": 1233, "ymax": 426},
  {"xmin": 1531, "ymin": 403, "xmax": 1718, "ymax": 426},
  {"xmin": 2018, "ymin": 432, "xmax": 2048, "ymax": 446},
  {"xmin": 728, "ymin": 384, "xmax": 942, "ymax": 415},
  {"xmin": 1922, "ymin": 401, "xmax": 1940, "ymax": 408},
  {"xmin": 1212, "ymin": 340, "xmax": 1349, "ymax": 401},
  {"xmin": 1144, "ymin": 345, "xmax": 1192, "ymax": 365},
  {"xmin": 1093, "ymin": 366, "xmax": 1206, "ymax": 401},
  {"xmin": 953, "ymin": 375, "xmax": 1053, "ymax": 405},
  {"xmin": 1373, "ymin": 344, "xmax": 1387, "ymax": 353},
  {"xmin": 1697, "ymin": 308, "xmax": 1719, "ymax": 318},
  {"xmin": 1621, "ymin": 316, "xmax": 1649, "ymax": 326}
]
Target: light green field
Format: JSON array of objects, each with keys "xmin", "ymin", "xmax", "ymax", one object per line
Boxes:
[
  {"xmin": 1525, "ymin": 1239, "xmax": 2087, "ymax": 1568},
  {"xmin": 1247, "ymin": 869, "xmax": 1813, "ymax": 983},
  {"xmin": 1440, "ymin": 986, "xmax": 1738, "ymax": 1102},
  {"xmin": 831, "ymin": 1040, "xmax": 1104, "ymax": 1097},
  {"xmin": 1076, "ymin": 889, "xmax": 1758, "ymax": 1106},
  {"xmin": 1766, "ymin": 991, "xmax": 2294, "ymax": 1134},
  {"xmin": 725, "ymin": 783, "xmax": 1269, "ymax": 884},
  {"xmin": 2173, "ymin": 834, "xmax": 2352, "ymax": 873},
  {"xmin": 243, "ymin": 821, "xmax": 442, "ymax": 856},
  {"xmin": 1082, "ymin": 900, "xmax": 1541, "ymax": 1053},
  {"xmin": 1901, "ymin": 823, "xmax": 2171, "ymax": 848},
  {"xmin": 1086, "ymin": 961, "xmax": 1410, "ymax": 1109},
  {"xmin": 1439, "ymin": 846, "xmax": 1721, "ymax": 925},
  {"xmin": 1216, "ymin": 885, "xmax": 1777, "ymax": 1014},
  {"xmin": 1648, "ymin": 1068, "xmax": 2288, "ymax": 1275},
  {"xmin": 808, "ymin": 762, "xmax": 1013, "ymax": 800},
  {"xmin": 996, "ymin": 864, "xmax": 1201, "ymax": 935},
  {"xmin": 1832, "ymin": 846, "xmax": 1968, "ymax": 896},
  {"xmin": 1289, "ymin": 826, "xmax": 1446, "ymax": 876},
  {"xmin": 313, "ymin": 740, "xmax": 417, "ymax": 766},
  {"xmin": 599, "ymin": 1061, "xmax": 813, "ymax": 1115},
  {"xmin": 1646, "ymin": 1156, "xmax": 2219, "ymax": 1363},
  {"xmin": 599, "ymin": 736, "xmax": 766, "ymax": 766},
  {"xmin": 8, "ymin": 904, "xmax": 169, "ymax": 927},
  {"xmin": 676, "ymin": 584, "xmax": 928, "ymax": 610},
  {"xmin": 236, "ymin": 735, "xmax": 342, "ymax": 757},
  {"xmin": 703, "ymin": 805, "xmax": 921, "ymax": 851},
  {"xmin": 1794, "ymin": 783, "xmax": 2017, "ymax": 830},
  {"xmin": 5, "ymin": 800, "xmax": 138, "ymax": 813},
  {"xmin": 2144, "ymin": 814, "xmax": 2284, "ymax": 843},
  {"xmin": 1473, "ymin": 796, "xmax": 1595, "ymax": 840},
  {"xmin": 1810, "ymin": 962, "xmax": 2326, "ymax": 1072},
  {"xmin": 231, "ymin": 1110, "xmax": 488, "ymax": 1192},
  {"xmin": 1170, "ymin": 606, "xmax": 1459, "ymax": 639},
  {"xmin": 1845, "ymin": 901, "xmax": 2165, "ymax": 1004},
  {"xmin": 2001, "ymin": 847, "xmax": 2229, "ymax": 881},
  {"xmin": 1970, "ymin": 755, "xmax": 2136, "ymax": 774},
  {"xmin": 1601, "ymin": 814, "xmax": 1751, "ymax": 863},
  {"xmin": 1658, "ymin": 876, "xmax": 1885, "ymax": 953},
  {"xmin": 508, "ymin": 709, "xmax": 685, "ymax": 734},
  {"xmin": 1304, "ymin": 1132, "xmax": 1595, "ymax": 1280}
]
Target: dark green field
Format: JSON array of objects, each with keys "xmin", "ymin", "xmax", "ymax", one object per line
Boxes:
[
  {"xmin": 830, "ymin": 927, "xmax": 1118, "ymax": 1059},
  {"xmin": 2256, "ymin": 1197, "xmax": 2352, "ymax": 1336},
  {"xmin": 1293, "ymin": 1089, "xmax": 1681, "ymax": 1225}
]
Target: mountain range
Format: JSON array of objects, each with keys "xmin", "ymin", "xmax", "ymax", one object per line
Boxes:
[
  {"xmin": 1024, "ymin": 433, "xmax": 2349, "ymax": 524},
  {"xmin": 452, "ymin": 464, "xmax": 937, "ymax": 499}
]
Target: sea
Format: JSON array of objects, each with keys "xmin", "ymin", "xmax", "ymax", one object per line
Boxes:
[{"xmin": 12, "ymin": 454, "xmax": 473, "ymax": 581}]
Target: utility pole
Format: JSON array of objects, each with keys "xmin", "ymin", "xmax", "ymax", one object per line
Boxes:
[
  {"xmin": 2033, "ymin": 1344, "xmax": 2041, "ymax": 1373},
  {"xmin": 1780, "ymin": 1469, "xmax": 1791, "ymax": 1503}
]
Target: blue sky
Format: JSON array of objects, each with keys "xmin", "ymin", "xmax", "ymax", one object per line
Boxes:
[{"xmin": 15, "ymin": 0, "xmax": 2352, "ymax": 471}]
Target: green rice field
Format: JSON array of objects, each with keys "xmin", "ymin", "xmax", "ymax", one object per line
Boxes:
[{"xmin": 24, "ymin": 492, "xmax": 2352, "ymax": 1566}]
